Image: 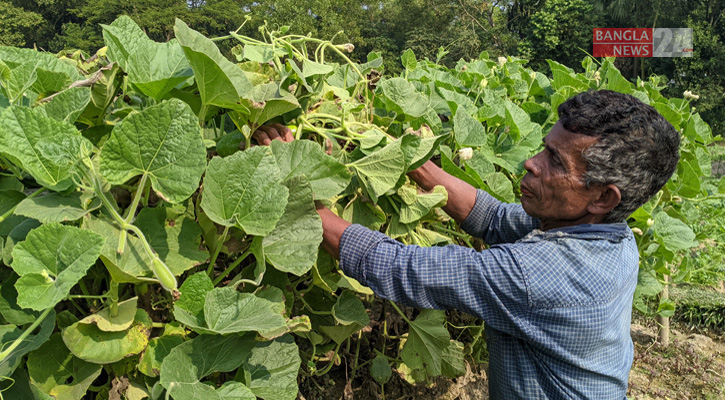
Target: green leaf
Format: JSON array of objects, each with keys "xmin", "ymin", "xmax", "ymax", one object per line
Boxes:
[
  {"xmin": 27, "ymin": 333, "xmax": 103, "ymax": 400},
  {"xmin": 243, "ymin": 44, "xmax": 286, "ymax": 63},
  {"xmin": 398, "ymin": 185, "xmax": 448, "ymax": 224},
  {"xmin": 201, "ymin": 146, "xmax": 288, "ymax": 236},
  {"xmin": 100, "ymin": 99, "xmax": 206, "ymax": 204},
  {"xmin": 270, "ymin": 140, "xmax": 352, "ymax": 199},
  {"xmin": 453, "ymin": 110, "xmax": 485, "ymax": 147},
  {"xmin": 263, "ymin": 177, "xmax": 322, "ymax": 276},
  {"xmin": 135, "ymin": 207, "xmax": 208, "ymax": 275},
  {"xmin": 379, "ymin": 77, "xmax": 429, "ymax": 118},
  {"xmin": 0, "ymin": 309, "xmax": 55, "ymax": 378},
  {"xmin": 342, "ymin": 196, "xmax": 386, "ymax": 230},
  {"xmin": 0, "ymin": 106, "xmax": 92, "ymax": 191},
  {"xmin": 138, "ymin": 334, "xmax": 184, "ymax": 378},
  {"xmin": 160, "ymin": 334, "xmax": 256, "ymax": 400},
  {"xmin": 174, "ymin": 19, "xmax": 253, "ymax": 111},
  {"xmin": 504, "ymin": 100, "xmax": 535, "ymax": 142},
  {"xmin": 401, "ymin": 49, "xmax": 417, "ymax": 70},
  {"xmin": 78, "ymin": 297, "xmax": 138, "ymax": 332},
  {"xmin": 37, "ymin": 87, "xmax": 91, "ymax": 124},
  {"xmin": 101, "ymin": 16, "xmax": 150, "ymax": 72},
  {"xmin": 408, "ymin": 134, "xmax": 449, "ymax": 171},
  {"xmin": 14, "ymin": 192, "xmax": 101, "ymax": 224},
  {"xmin": 83, "ymin": 216, "xmax": 153, "ymax": 283},
  {"xmin": 370, "ymin": 353, "xmax": 392, "ymax": 385},
  {"xmin": 656, "ymin": 298, "xmax": 676, "ymax": 318},
  {"xmin": 484, "ymin": 172, "xmax": 515, "ymax": 203},
  {"xmin": 301, "ymin": 59, "xmax": 334, "ymax": 77},
  {"xmin": 2, "ymin": 219, "xmax": 41, "ymax": 266},
  {"xmin": 175, "ymin": 287, "xmax": 286, "ymax": 335},
  {"xmin": 653, "ymin": 212, "xmax": 697, "ymax": 252},
  {"xmin": 439, "ymin": 87, "xmax": 476, "ymax": 116},
  {"xmin": 603, "ymin": 61, "xmax": 633, "ymax": 94},
  {"xmin": 175, "ymin": 272, "xmax": 214, "ymax": 322},
  {"xmin": 350, "ymin": 141, "xmax": 406, "ymax": 203},
  {"xmin": 0, "ymin": 272, "xmax": 38, "ymax": 325},
  {"xmin": 62, "ymin": 309, "xmax": 151, "ymax": 364},
  {"xmin": 247, "ymin": 84, "xmax": 300, "ymax": 126},
  {"xmin": 127, "ymin": 40, "xmax": 193, "ymax": 100},
  {"xmin": 236, "ymin": 335, "xmax": 301, "ymax": 400},
  {"xmin": 11, "ymin": 224, "xmax": 104, "ymax": 311},
  {"xmin": 441, "ymin": 340, "xmax": 466, "ymax": 378},
  {"xmin": 400, "ymin": 309, "xmax": 450, "ymax": 379},
  {"xmin": 332, "ymin": 291, "xmax": 370, "ymax": 327},
  {"xmin": 0, "ymin": 189, "xmax": 27, "ymax": 236}
]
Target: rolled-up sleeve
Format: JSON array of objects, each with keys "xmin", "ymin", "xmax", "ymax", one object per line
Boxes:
[
  {"xmin": 460, "ymin": 190, "xmax": 540, "ymax": 244},
  {"xmin": 340, "ymin": 224, "xmax": 532, "ymax": 336}
]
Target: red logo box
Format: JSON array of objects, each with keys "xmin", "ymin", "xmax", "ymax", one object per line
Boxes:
[{"xmin": 593, "ymin": 28, "xmax": 653, "ymax": 57}]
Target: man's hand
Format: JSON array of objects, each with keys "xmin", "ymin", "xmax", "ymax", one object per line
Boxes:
[{"xmin": 252, "ymin": 123, "xmax": 294, "ymax": 145}]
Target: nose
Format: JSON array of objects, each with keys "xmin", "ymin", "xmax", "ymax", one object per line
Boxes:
[{"xmin": 523, "ymin": 152, "xmax": 541, "ymax": 176}]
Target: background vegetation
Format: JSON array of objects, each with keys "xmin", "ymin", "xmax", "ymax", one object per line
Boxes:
[{"xmin": 1, "ymin": 0, "xmax": 723, "ymax": 136}]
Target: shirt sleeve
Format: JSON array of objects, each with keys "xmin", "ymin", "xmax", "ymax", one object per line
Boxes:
[
  {"xmin": 339, "ymin": 224, "xmax": 532, "ymax": 336},
  {"xmin": 460, "ymin": 189, "xmax": 540, "ymax": 244}
]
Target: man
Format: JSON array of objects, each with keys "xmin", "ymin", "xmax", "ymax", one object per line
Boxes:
[{"xmin": 253, "ymin": 90, "xmax": 680, "ymax": 399}]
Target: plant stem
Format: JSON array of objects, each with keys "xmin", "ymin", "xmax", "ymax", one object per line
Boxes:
[
  {"xmin": 0, "ymin": 307, "xmax": 52, "ymax": 363},
  {"xmin": 109, "ymin": 280, "xmax": 119, "ymax": 318},
  {"xmin": 207, "ymin": 225, "xmax": 230, "ymax": 277},
  {"xmin": 388, "ymin": 301, "xmax": 411, "ymax": 324},
  {"xmin": 67, "ymin": 294, "xmax": 108, "ymax": 299},
  {"xmin": 124, "ymin": 173, "xmax": 148, "ymax": 223},
  {"xmin": 212, "ymin": 247, "xmax": 252, "ymax": 286},
  {"xmin": 0, "ymin": 187, "xmax": 46, "ymax": 223}
]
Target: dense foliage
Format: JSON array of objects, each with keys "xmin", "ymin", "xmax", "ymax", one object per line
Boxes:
[{"xmin": 0, "ymin": 15, "xmax": 721, "ymax": 399}]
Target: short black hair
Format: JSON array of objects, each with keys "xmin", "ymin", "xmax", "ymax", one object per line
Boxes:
[{"xmin": 558, "ymin": 90, "xmax": 680, "ymax": 222}]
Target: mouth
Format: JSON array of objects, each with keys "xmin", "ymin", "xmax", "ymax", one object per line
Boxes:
[{"xmin": 520, "ymin": 180, "xmax": 535, "ymax": 198}]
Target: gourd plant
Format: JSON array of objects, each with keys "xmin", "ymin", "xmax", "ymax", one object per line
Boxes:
[{"xmin": 0, "ymin": 14, "xmax": 719, "ymax": 399}]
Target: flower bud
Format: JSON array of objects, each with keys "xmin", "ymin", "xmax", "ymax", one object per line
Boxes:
[
  {"xmin": 337, "ymin": 43, "xmax": 355, "ymax": 53},
  {"xmin": 631, "ymin": 227, "xmax": 643, "ymax": 235},
  {"xmin": 498, "ymin": 56, "xmax": 506, "ymax": 66},
  {"xmin": 459, "ymin": 147, "xmax": 473, "ymax": 161},
  {"xmin": 646, "ymin": 218, "xmax": 654, "ymax": 227}
]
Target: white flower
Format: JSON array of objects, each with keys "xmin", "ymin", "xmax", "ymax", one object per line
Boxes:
[
  {"xmin": 341, "ymin": 43, "xmax": 355, "ymax": 53},
  {"xmin": 498, "ymin": 56, "xmax": 507, "ymax": 66},
  {"xmin": 593, "ymin": 71, "xmax": 601, "ymax": 83},
  {"xmin": 459, "ymin": 147, "xmax": 473, "ymax": 161},
  {"xmin": 530, "ymin": 71, "xmax": 536, "ymax": 80},
  {"xmin": 646, "ymin": 218, "xmax": 654, "ymax": 227},
  {"xmin": 631, "ymin": 227, "xmax": 644, "ymax": 235},
  {"xmin": 480, "ymin": 78, "xmax": 488, "ymax": 88},
  {"xmin": 683, "ymin": 90, "xmax": 700, "ymax": 100}
]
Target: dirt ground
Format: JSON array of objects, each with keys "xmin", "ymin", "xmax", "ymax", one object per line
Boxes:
[{"xmin": 299, "ymin": 321, "xmax": 724, "ymax": 400}]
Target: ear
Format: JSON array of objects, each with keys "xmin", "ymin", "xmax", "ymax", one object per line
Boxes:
[{"xmin": 587, "ymin": 184, "xmax": 621, "ymax": 216}]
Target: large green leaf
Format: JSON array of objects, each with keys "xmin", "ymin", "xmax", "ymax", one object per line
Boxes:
[
  {"xmin": 453, "ymin": 110, "xmax": 486, "ymax": 147},
  {"xmin": 247, "ymin": 83, "xmax": 300, "ymax": 126},
  {"xmin": 0, "ymin": 309, "xmax": 55, "ymax": 377},
  {"xmin": 27, "ymin": 333, "xmax": 102, "ymax": 400},
  {"xmin": 236, "ymin": 335, "xmax": 301, "ymax": 400},
  {"xmin": 504, "ymin": 100, "xmax": 535, "ymax": 142},
  {"xmin": 101, "ymin": 16, "xmax": 149, "ymax": 72},
  {"xmin": 100, "ymin": 98, "xmax": 206, "ymax": 203},
  {"xmin": 78, "ymin": 297, "xmax": 138, "ymax": 332},
  {"xmin": 14, "ymin": 192, "xmax": 101, "ymax": 224},
  {"xmin": 350, "ymin": 140, "xmax": 406, "ymax": 203},
  {"xmin": 201, "ymin": 146, "xmax": 288, "ymax": 236},
  {"xmin": 269, "ymin": 138, "xmax": 352, "ymax": 200},
  {"xmin": 37, "ymin": 87, "xmax": 91, "ymax": 124},
  {"xmin": 263, "ymin": 177, "xmax": 323, "ymax": 276},
  {"xmin": 400, "ymin": 309, "xmax": 450, "ymax": 379},
  {"xmin": 160, "ymin": 334, "xmax": 256, "ymax": 400},
  {"xmin": 62, "ymin": 309, "xmax": 151, "ymax": 364},
  {"xmin": 174, "ymin": 272, "xmax": 214, "ymax": 322},
  {"xmin": 135, "ymin": 207, "xmax": 208, "ymax": 275},
  {"xmin": 653, "ymin": 212, "xmax": 697, "ymax": 252},
  {"xmin": 11, "ymin": 224, "xmax": 104, "ymax": 310},
  {"xmin": 127, "ymin": 40, "xmax": 193, "ymax": 99},
  {"xmin": 174, "ymin": 19, "xmax": 253, "ymax": 111},
  {"xmin": 174, "ymin": 287, "xmax": 286, "ymax": 335},
  {"xmin": 379, "ymin": 77, "xmax": 429, "ymax": 118},
  {"xmin": 0, "ymin": 106, "xmax": 92, "ymax": 191},
  {"xmin": 84, "ymin": 216, "xmax": 153, "ymax": 283},
  {"xmin": 331, "ymin": 291, "xmax": 370, "ymax": 327}
]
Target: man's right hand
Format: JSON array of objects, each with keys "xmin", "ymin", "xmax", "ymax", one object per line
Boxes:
[{"xmin": 252, "ymin": 123, "xmax": 295, "ymax": 145}]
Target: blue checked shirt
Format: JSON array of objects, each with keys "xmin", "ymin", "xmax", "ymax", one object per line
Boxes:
[{"xmin": 339, "ymin": 190, "xmax": 638, "ymax": 400}]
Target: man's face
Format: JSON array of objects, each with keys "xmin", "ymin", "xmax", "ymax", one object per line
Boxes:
[{"xmin": 520, "ymin": 121, "xmax": 604, "ymax": 230}]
